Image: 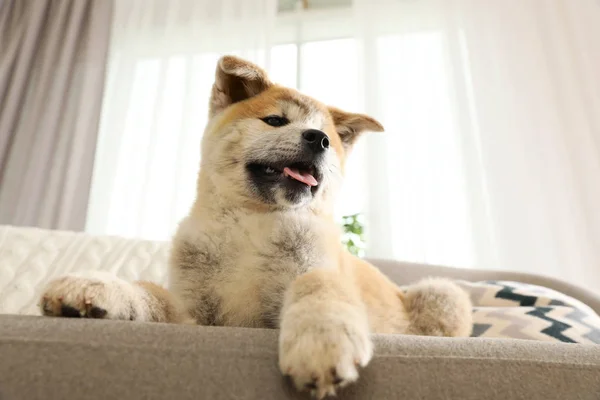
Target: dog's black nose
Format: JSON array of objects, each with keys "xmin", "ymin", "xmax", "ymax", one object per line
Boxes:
[{"xmin": 302, "ymin": 129, "xmax": 330, "ymax": 152}]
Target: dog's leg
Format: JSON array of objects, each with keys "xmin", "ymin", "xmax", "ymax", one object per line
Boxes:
[
  {"xmin": 279, "ymin": 268, "xmax": 372, "ymax": 399},
  {"xmin": 39, "ymin": 272, "xmax": 192, "ymax": 323},
  {"xmin": 401, "ymin": 277, "xmax": 473, "ymax": 337}
]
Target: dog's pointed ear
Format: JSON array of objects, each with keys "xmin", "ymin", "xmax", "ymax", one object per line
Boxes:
[
  {"xmin": 328, "ymin": 107, "xmax": 384, "ymax": 149},
  {"xmin": 209, "ymin": 55, "xmax": 272, "ymax": 117}
]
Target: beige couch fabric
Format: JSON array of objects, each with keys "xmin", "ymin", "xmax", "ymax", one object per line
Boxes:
[{"xmin": 1, "ymin": 315, "xmax": 599, "ymax": 400}]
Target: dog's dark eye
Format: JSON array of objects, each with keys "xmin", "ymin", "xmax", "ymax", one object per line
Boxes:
[{"xmin": 261, "ymin": 115, "xmax": 289, "ymax": 127}]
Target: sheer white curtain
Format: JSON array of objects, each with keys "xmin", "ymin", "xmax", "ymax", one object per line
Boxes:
[
  {"xmin": 87, "ymin": 0, "xmax": 600, "ymax": 290},
  {"xmin": 86, "ymin": 0, "xmax": 276, "ymax": 240},
  {"xmin": 353, "ymin": 0, "xmax": 600, "ymax": 289}
]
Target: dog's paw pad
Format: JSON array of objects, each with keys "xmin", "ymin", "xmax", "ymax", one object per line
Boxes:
[
  {"xmin": 88, "ymin": 306, "xmax": 108, "ymax": 319},
  {"xmin": 59, "ymin": 305, "xmax": 83, "ymax": 318}
]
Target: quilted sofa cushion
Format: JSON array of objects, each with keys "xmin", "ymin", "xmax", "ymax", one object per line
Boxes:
[{"xmin": 0, "ymin": 225, "xmax": 170, "ymax": 315}]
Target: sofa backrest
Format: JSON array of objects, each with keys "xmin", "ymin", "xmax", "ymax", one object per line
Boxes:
[{"xmin": 2, "ymin": 225, "xmax": 599, "ymax": 316}]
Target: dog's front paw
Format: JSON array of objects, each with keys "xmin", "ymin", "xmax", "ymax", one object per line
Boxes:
[
  {"xmin": 39, "ymin": 272, "xmax": 145, "ymax": 320},
  {"xmin": 279, "ymin": 308, "xmax": 373, "ymax": 399}
]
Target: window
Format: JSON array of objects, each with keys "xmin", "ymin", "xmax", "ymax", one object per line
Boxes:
[
  {"xmin": 377, "ymin": 33, "xmax": 473, "ymax": 265},
  {"xmin": 89, "ymin": 5, "xmax": 475, "ymax": 265}
]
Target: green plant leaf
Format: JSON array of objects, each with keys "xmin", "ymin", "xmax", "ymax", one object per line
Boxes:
[{"xmin": 340, "ymin": 213, "xmax": 366, "ymax": 257}]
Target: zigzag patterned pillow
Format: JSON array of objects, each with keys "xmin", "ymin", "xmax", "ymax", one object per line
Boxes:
[{"xmin": 456, "ymin": 280, "xmax": 600, "ymax": 344}]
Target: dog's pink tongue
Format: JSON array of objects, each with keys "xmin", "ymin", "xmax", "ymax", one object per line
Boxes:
[{"xmin": 283, "ymin": 167, "xmax": 318, "ymax": 187}]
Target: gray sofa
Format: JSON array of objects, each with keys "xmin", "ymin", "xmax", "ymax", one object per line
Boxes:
[{"xmin": 2, "ymin": 260, "xmax": 600, "ymax": 399}]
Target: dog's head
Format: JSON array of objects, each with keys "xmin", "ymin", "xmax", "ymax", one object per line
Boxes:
[{"xmin": 199, "ymin": 55, "xmax": 383, "ymax": 212}]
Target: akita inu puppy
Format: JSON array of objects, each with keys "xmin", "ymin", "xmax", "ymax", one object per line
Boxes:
[{"xmin": 40, "ymin": 56, "xmax": 472, "ymax": 398}]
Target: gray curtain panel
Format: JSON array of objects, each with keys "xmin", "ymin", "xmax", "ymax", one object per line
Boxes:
[{"xmin": 0, "ymin": 0, "xmax": 114, "ymax": 230}]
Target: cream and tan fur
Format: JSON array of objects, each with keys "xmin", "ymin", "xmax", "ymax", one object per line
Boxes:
[{"xmin": 40, "ymin": 56, "xmax": 472, "ymax": 399}]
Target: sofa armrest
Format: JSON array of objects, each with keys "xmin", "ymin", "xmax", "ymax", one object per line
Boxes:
[
  {"xmin": 369, "ymin": 258, "xmax": 600, "ymax": 316},
  {"xmin": 1, "ymin": 315, "xmax": 599, "ymax": 400}
]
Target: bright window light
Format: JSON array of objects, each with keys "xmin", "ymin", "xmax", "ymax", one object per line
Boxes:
[{"xmin": 377, "ymin": 32, "xmax": 475, "ymax": 266}]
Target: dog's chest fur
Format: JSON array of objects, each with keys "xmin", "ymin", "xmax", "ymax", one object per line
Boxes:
[{"xmin": 170, "ymin": 209, "xmax": 336, "ymax": 328}]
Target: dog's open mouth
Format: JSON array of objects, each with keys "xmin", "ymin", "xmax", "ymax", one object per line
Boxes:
[{"xmin": 248, "ymin": 162, "xmax": 319, "ymax": 187}]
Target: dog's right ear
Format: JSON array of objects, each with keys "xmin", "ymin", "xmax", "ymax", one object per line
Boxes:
[{"xmin": 209, "ymin": 55, "xmax": 272, "ymax": 118}]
